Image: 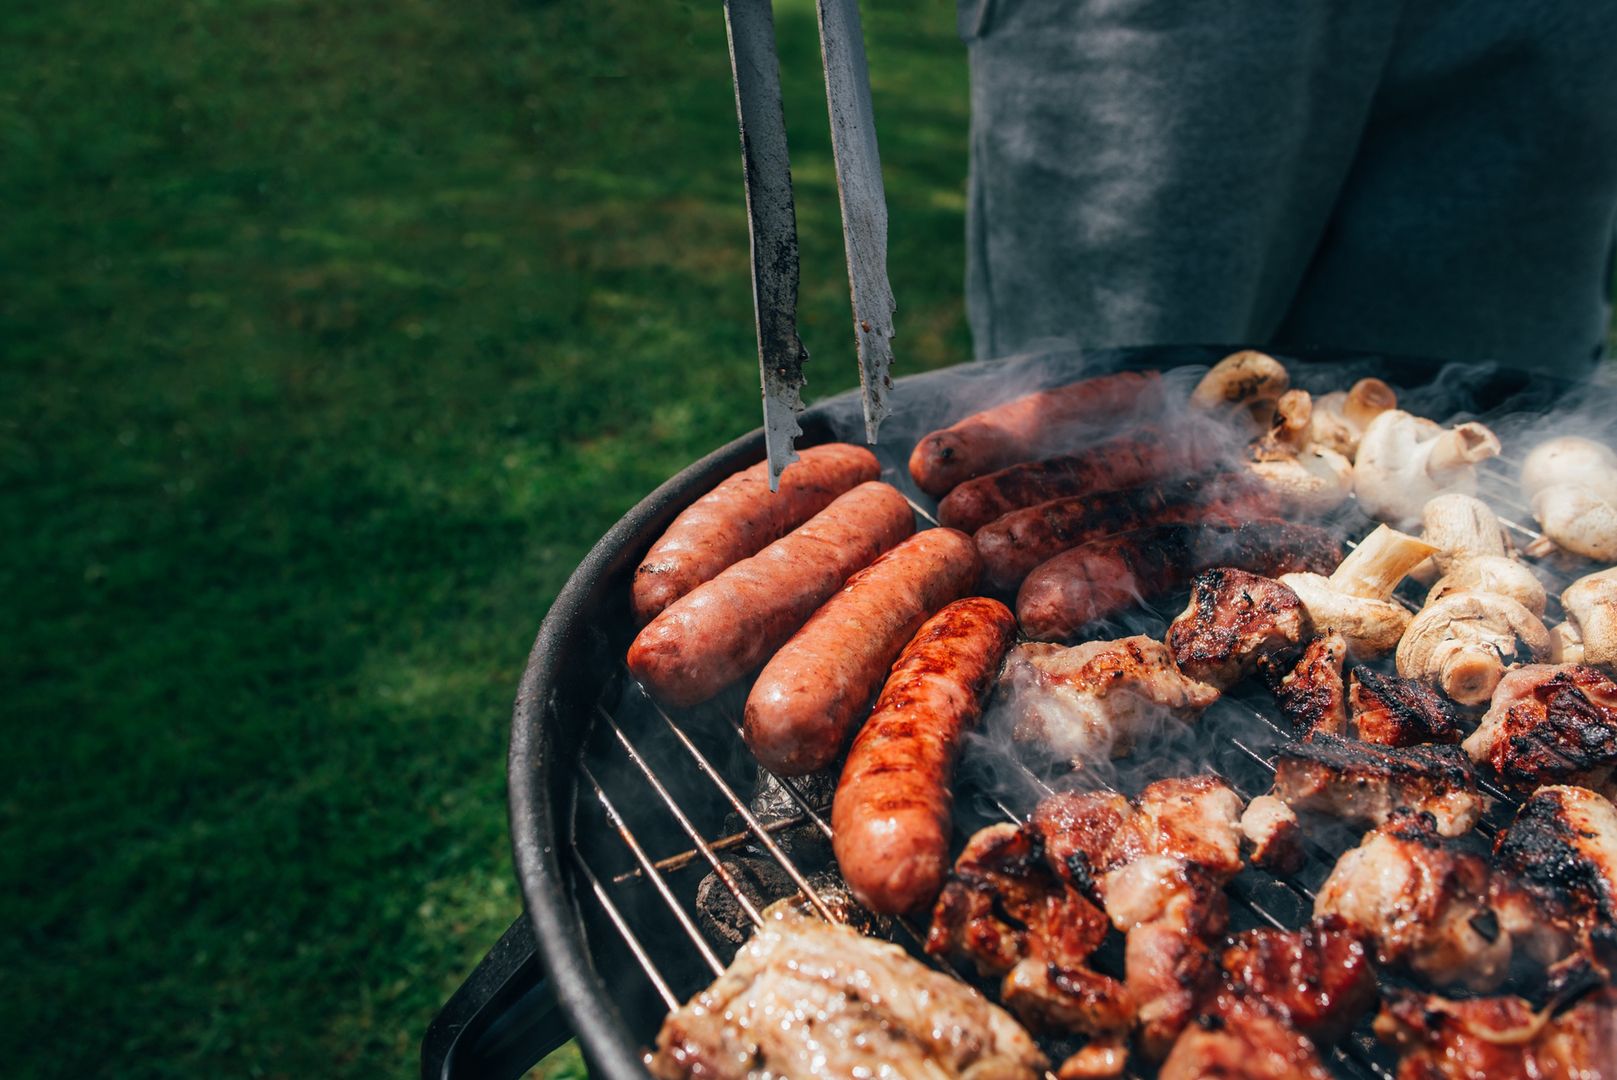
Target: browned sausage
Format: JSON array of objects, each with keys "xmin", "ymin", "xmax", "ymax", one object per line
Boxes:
[
  {"xmin": 831, "ymin": 597, "xmax": 1017, "ymax": 915},
  {"xmin": 743, "ymin": 528, "xmax": 982, "ymax": 775},
  {"xmin": 1016, "ymin": 521, "xmax": 1341, "ymax": 641},
  {"xmin": 631, "ymin": 443, "xmax": 880, "ymax": 625},
  {"xmin": 975, "ymin": 473, "xmax": 1277, "ymax": 590},
  {"xmin": 628, "ymin": 481, "xmax": 914, "ymax": 706},
  {"xmin": 907, "ymin": 371, "xmax": 1165, "ymax": 497},
  {"xmin": 937, "ymin": 428, "xmax": 1204, "ymax": 533}
]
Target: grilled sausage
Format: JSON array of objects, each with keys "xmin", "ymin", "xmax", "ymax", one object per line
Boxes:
[
  {"xmin": 908, "ymin": 371, "xmax": 1166, "ymax": 497},
  {"xmin": 831, "ymin": 596, "xmax": 1017, "ymax": 915},
  {"xmin": 937, "ymin": 429, "xmax": 1204, "ymax": 533},
  {"xmin": 631, "ymin": 443, "xmax": 880, "ymax": 625},
  {"xmin": 628, "ymin": 481, "xmax": 914, "ymax": 706},
  {"xmin": 1016, "ymin": 521, "xmax": 1341, "ymax": 641},
  {"xmin": 743, "ymin": 528, "xmax": 983, "ymax": 775},
  {"xmin": 975, "ymin": 473, "xmax": 1276, "ymax": 590}
]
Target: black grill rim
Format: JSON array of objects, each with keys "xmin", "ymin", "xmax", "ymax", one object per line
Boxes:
[{"xmin": 507, "ymin": 343, "xmax": 1556, "ymax": 1079}]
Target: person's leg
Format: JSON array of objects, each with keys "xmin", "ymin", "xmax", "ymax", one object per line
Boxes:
[
  {"xmin": 1274, "ymin": 1, "xmax": 1617, "ymax": 376},
  {"xmin": 961, "ymin": 0, "xmax": 1405, "ymax": 360}
]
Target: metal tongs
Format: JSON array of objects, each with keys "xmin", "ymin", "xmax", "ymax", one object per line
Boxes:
[{"xmin": 723, "ymin": 0, "xmax": 896, "ymax": 489}]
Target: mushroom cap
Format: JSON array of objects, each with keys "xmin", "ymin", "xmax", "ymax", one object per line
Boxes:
[
  {"xmin": 1427, "ymin": 555, "xmax": 1547, "ymax": 617},
  {"xmin": 1191, "ymin": 350, "xmax": 1290, "ymax": 411},
  {"xmin": 1280, "ymin": 571, "xmax": 1412, "ymax": 658},
  {"xmin": 1532, "ymin": 484, "xmax": 1617, "ymax": 562},
  {"xmin": 1561, "ymin": 568, "xmax": 1617, "ymax": 669},
  {"xmin": 1548, "ymin": 620, "xmax": 1585, "ymax": 665},
  {"xmin": 1249, "ymin": 446, "xmax": 1354, "ymax": 513},
  {"xmin": 1355, "ymin": 411, "xmax": 1498, "ymax": 527},
  {"xmin": 1395, "ymin": 590, "xmax": 1551, "ymax": 705},
  {"xmin": 1420, "ymin": 493, "xmax": 1507, "ymax": 574},
  {"xmin": 1521, "ymin": 436, "xmax": 1617, "ymax": 504}
]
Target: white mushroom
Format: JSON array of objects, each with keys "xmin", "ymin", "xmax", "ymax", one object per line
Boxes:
[
  {"xmin": 1395, "ymin": 591, "xmax": 1551, "ymax": 706},
  {"xmin": 1419, "ymin": 494, "xmax": 1509, "ymax": 575},
  {"xmin": 1190, "ymin": 350, "xmax": 1290, "ymax": 433},
  {"xmin": 1309, "ymin": 377, "xmax": 1397, "ymax": 460},
  {"xmin": 1556, "ymin": 568, "xmax": 1617, "ymax": 672},
  {"xmin": 1530, "ymin": 484, "xmax": 1617, "ymax": 562},
  {"xmin": 1520, "ymin": 436, "xmax": 1617, "ymax": 505},
  {"xmin": 1279, "ymin": 524, "xmax": 1438, "ymax": 658},
  {"xmin": 1353, "ymin": 410, "xmax": 1502, "ymax": 527},
  {"xmin": 1427, "ymin": 555, "xmax": 1547, "ymax": 617},
  {"xmin": 1247, "ymin": 390, "xmax": 1354, "ymax": 512}
]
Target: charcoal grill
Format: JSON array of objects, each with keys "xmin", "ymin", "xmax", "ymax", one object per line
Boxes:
[{"xmin": 420, "ymin": 341, "xmax": 1617, "ymax": 1079}]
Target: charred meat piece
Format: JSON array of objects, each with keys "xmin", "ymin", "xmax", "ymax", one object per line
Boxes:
[
  {"xmin": 1316, "ymin": 810, "xmax": 1511, "ymax": 991},
  {"xmin": 976, "ymin": 473, "xmax": 1276, "ymax": 592},
  {"xmin": 1003, "ymin": 637, "xmax": 1220, "ymax": 764},
  {"xmin": 1374, "ymin": 987, "xmax": 1617, "ymax": 1080},
  {"xmin": 1166, "ymin": 569, "xmax": 1307, "ymax": 691},
  {"xmin": 1350, "ymin": 665, "xmax": 1464, "ymax": 747},
  {"xmin": 1492, "ymin": 784, "xmax": 1617, "ymax": 984},
  {"xmin": 1214, "ymin": 916, "xmax": 1377, "ymax": 1045},
  {"xmin": 1273, "ymin": 731, "xmax": 1483, "ymax": 837},
  {"xmin": 1017, "ymin": 521, "xmax": 1343, "ymax": 642},
  {"xmin": 1463, "ymin": 663, "xmax": 1617, "ymax": 791},
  {"xmin": 1269, "ymin": 633, "xmax": 1349, "ymax": 737},
  {"xmin": 652, "ymin": 905, "xmax": 1048, "ymax": 1080},
  {"xmin": 926, "ymin": 823, "xmax": 1134, "ymax": 1037},
  {"xmin": 1032, "ymin": 778, "xmax": 1245, "ymax": 1060},
  {"xmin": 935, "ymin": 427, "xmax": 1207, "ymax": 533},
  {"xmin": 1158, "ymin": 1000, "xmax": 1332, "ymax": 1080},
  {"xmin": 1240, "ymin": 794, "xmax": 1305, "ymax": 873}
]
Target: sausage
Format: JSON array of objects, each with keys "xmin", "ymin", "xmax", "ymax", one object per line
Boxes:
[
  {"xmin": 937, "ymin": 428, "xmax": 1202, "ymax": 533},
  {"xmin": 1016, "ymin": 521, "xmax": 1342, "ymax": 641},
  {"xmin": 907, "ymin": 371, "xmax": 1165, "ymax": 497},
  {"xmin": 743, "ymin": 528, "xmax": 982, "ymax": 775},
  {"xmin": 631, "ymin": 443, "xmax": 880, "ymax": 625},
  {"xmin": 831, "ymin": 597, "xmax": 1017, "ymax": 915},
  {"xmin": 975, "ymin": 473, "xmax": 1276, "ymax": 590},
  {"xmin": 628, "ymin": 481, "xmax": 914, "ymax": 706}
]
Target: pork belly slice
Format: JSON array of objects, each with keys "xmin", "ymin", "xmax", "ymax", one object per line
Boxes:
[
  {"xmin": 1273, "ymin": 730, "xmax": 1483, "ymax": 837},
  {"xmin": 1239, "ymin": 794, "xmax": 1304, "ymax": 874},
  {"xmin": 1214, "ymin": 916, "xmax": 1377, "ymax": 1046},
  {"xmin": 1316, "ymin": 810, "xmax": 1511, "ymax": 991},
  {"xmin": 1374, "ymin": 987, "xmax": 1617, "ymax": 1080},
  {"xmin": 650, "ymin": 905, "xmax": 1047, "ymax": 1080},
  {"xmin": 1166, "ymin": 568, "xmax": 1307, "ymax": 691},
  {"xmin": 1463, "ymin": 663, "xmax": 1617, "ymax": 792},
  {"xmin": 926, "ymin": 822, "xmax": 1134, "ymax": 1039},
  {"xmin": 1004, "ymin": 637, "xmax": 1220, "ymax": 764},
  {"xmin": 1269, "ymin": 633, "xmax": 1349, "ymax": 737},
  {"xmin": 1349, "ymin": 665, "xmax": 1464, "ymax": 746},
  {"xmin": 1492, "ymin": 784, "xmax": 1617, "ymax": 991},
  {"xmin": 1158, "ymin": 1000, "xmax": 1332, "ymax": 1080}
]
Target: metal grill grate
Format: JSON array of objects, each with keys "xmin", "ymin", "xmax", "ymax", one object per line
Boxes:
[{"xmin": 564, "ymin": 465, "xmax": 1577, "ymax": 1079}]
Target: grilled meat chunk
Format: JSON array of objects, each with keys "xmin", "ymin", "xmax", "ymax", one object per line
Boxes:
[
  {"xmin": 1350, "ymin": 665, "xmax": 1465, "ymax": 746},
  {"xmin": 1239, "ymin": 794, "xmax": 1304, "ymax": 873},
  {"xmin": 926, "ymin": 823, "xmax": 1134, "ymax": 1037},
  {"xmin": 1214, "ymin": 917, "xmax": 1377, "ymax": 1045},
  {"xmin": 1374, "ymin": 987, "xmax": 1617, "ymax": 1080},
  {"xmin": 1159, "ymin": 1001, "xmax": 1332, "ymax": 1080},
  {"xmin": 1463, "ymin": 663, "xmax": 1617, "ymax": 791},
  {"xmin": 1270, "ymin": 633, "xmax": 1349, "ymax": 737},
  {"xmin": 1166, "ymin": 569, "xmax": 1307, "ymax": 690},
  {"xmin": 1316, "ymin": 810, "xmax": 1511, "ymax": 990},
  {"xmin": 1032, "ymin": 778, "xmax": 1244, "ymax": 1060},
  {"xmin": 1492, "ymin": 784, "xmax": 1617, "ymax": 984},
  {"xmin": 1003, "ymin": 638, "xmax": 1220, "ymax": 764},
  {"xmin": 1017, "ymin": 521, "xmax": 1343, "ymax": 642},
  {"xmin": 652, "ymin": 905, "xmax": 1048, "ymax": 1080},
  {"xmin": 1273, "ymin": 731, "xmax": 1483, "ymax": 837}
]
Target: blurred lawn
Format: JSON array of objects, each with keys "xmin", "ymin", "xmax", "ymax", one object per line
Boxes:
[{"xmin": 1, "ymin": 0, "xmax": 968, "ymax": 1076}]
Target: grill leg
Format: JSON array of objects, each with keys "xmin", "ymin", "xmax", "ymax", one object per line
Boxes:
[{"xmin": 421, "ymin": 914, "xmax": 568, "ymax": 1080}]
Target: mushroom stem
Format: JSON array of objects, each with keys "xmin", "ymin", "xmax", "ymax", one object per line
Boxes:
[
  {"xmin": 1329, "ymin": 525, "xmax": 1439, "ymax": 601},
  {"xmin": 1427, "ymin": 422, "xmax": 1501, "ymax": 480},
  {"xmin": 1343, "ymin": 378, "xmax": 1396, "ymax": 429},
  {"xmin": 1437, "ymin": 644, "xmax": 1505, "ymax": 706}
]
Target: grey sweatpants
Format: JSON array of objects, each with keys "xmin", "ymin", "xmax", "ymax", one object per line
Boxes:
[{"xmin": 961, "ymin": 0, "xmax": 1617, "ymax": 375}]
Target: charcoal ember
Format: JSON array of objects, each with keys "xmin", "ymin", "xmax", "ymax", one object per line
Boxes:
[
  {"xmin": 729, "ymin": 767, "xmax": 836, "ymax": 865},
  {"xmin": 695, "ymin": 856, "xmax": 888, "ymax": 950}
]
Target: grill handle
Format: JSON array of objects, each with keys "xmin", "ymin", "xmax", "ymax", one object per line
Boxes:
[{"xmin": 421, "ymin": 913, "xmax": 569, "ymax": 1080}]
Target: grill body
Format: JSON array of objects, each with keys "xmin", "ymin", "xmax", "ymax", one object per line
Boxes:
[{"xmin": 428, "ymin": 345, "xmax": 1603, "ymax": 1079}]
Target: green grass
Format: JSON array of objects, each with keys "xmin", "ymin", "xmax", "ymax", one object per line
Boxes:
[{"xmin": 1, "ymin": 0, "xmax": 969, "ymax": 1075}]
